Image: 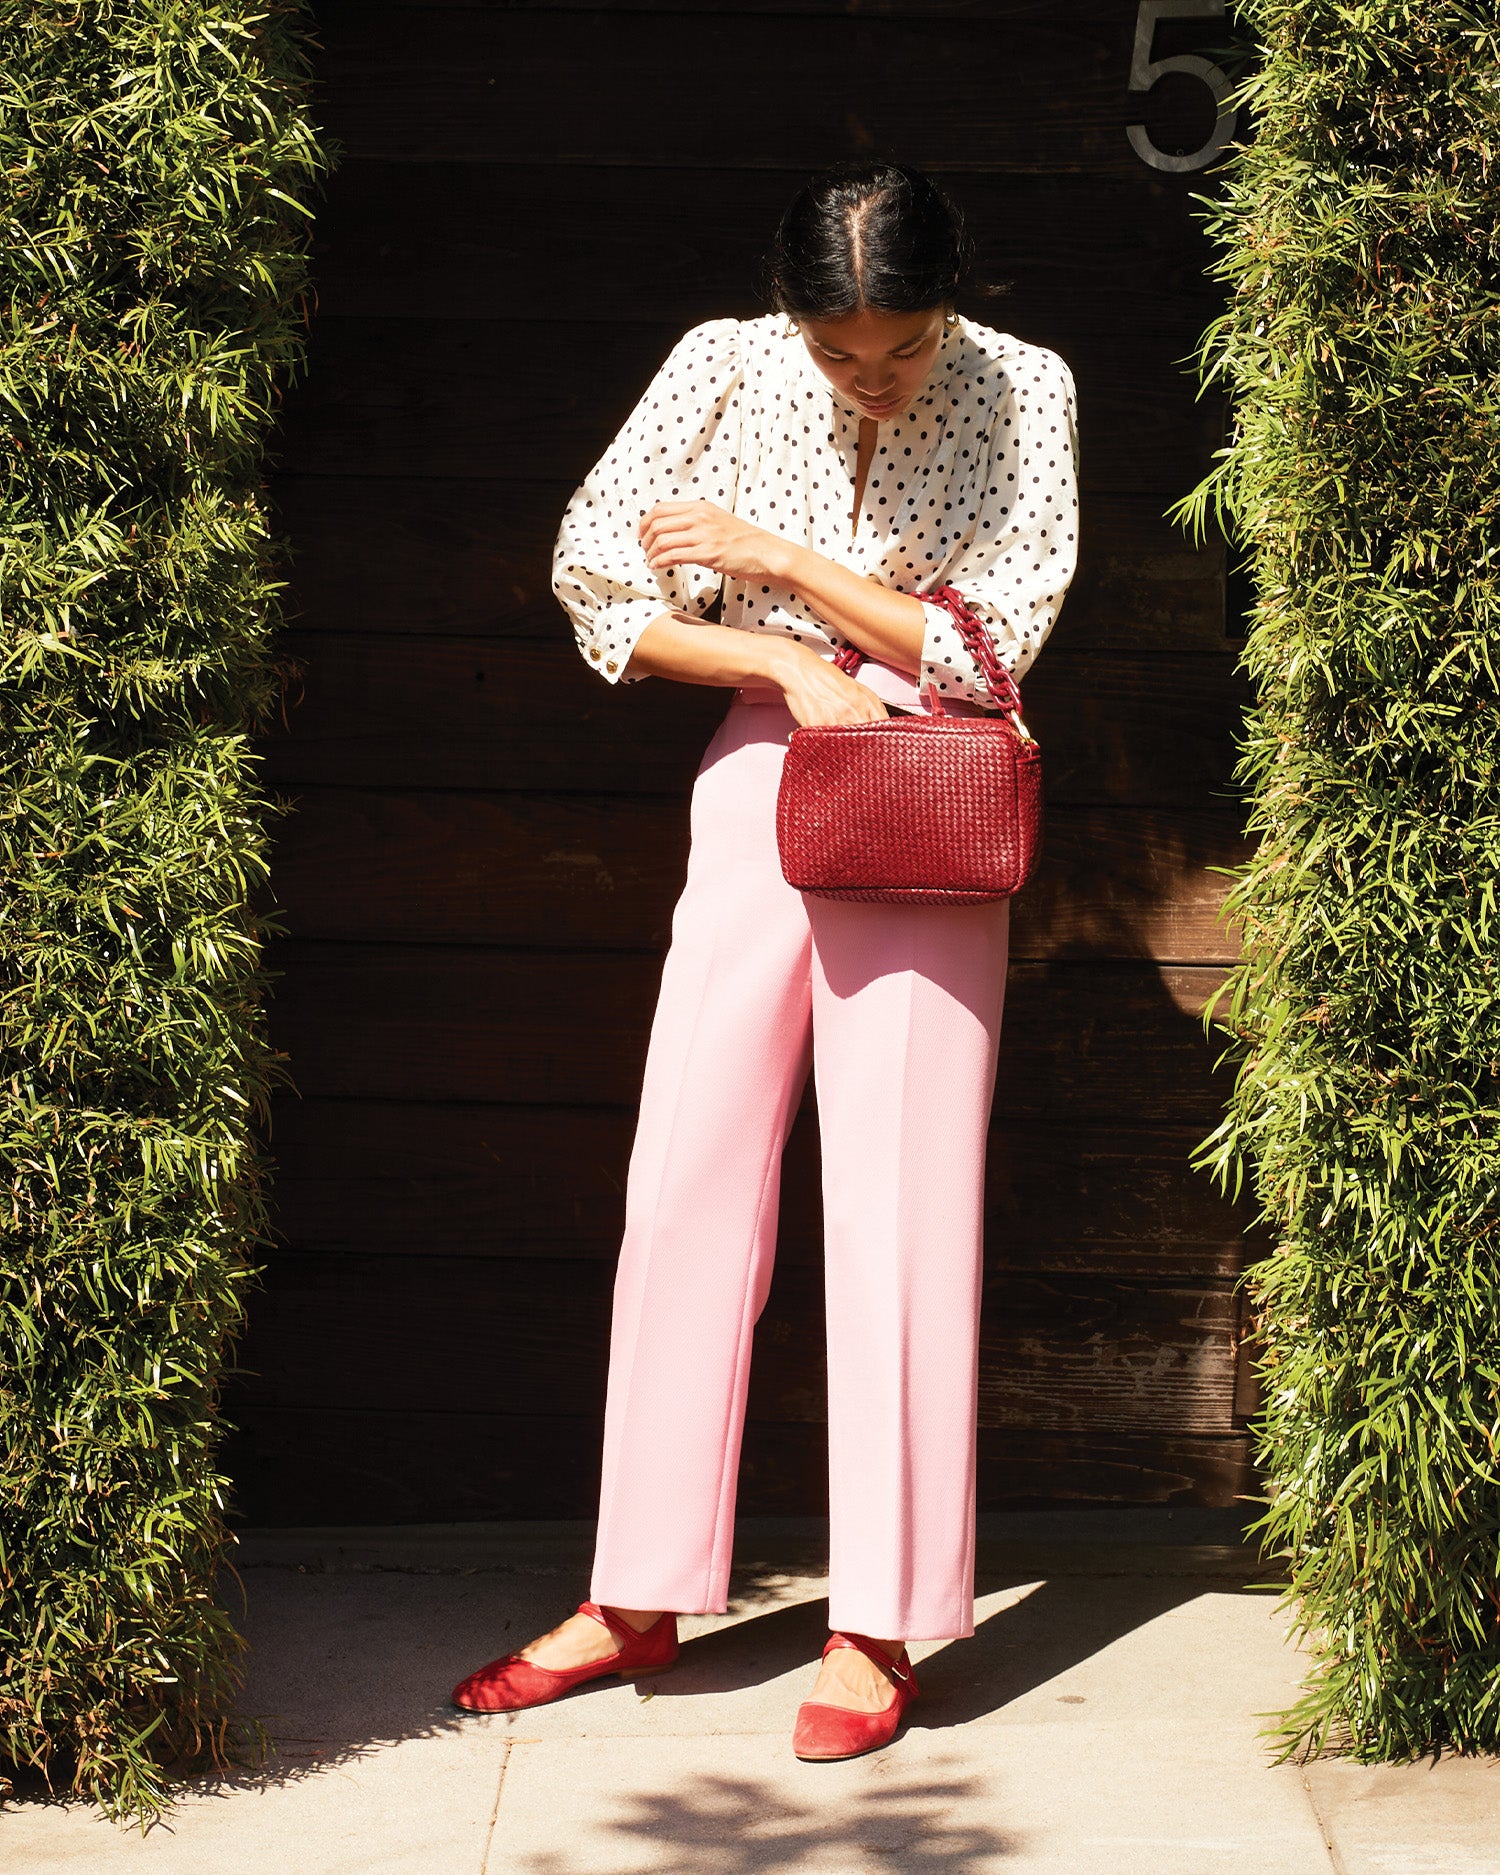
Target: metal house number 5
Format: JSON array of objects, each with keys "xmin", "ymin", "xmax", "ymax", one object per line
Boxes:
[{"xmin": 1127, "ymin": 0, "xmax": 1236, "ymax": 173}]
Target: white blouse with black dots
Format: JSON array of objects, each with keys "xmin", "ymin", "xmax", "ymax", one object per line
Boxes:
[{"xmin": 551, "ymin": 312, "xmax": 1080, "ymax": 709}]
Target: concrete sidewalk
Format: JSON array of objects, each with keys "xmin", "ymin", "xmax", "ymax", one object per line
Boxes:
[{"xmin": 5, "ymin": 1513, "xmax": 1497, "ymax": 1874}]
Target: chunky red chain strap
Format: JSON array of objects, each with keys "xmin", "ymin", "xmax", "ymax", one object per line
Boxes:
[{"xmin": 829, "ymin": 584, "xmax": 1029, "ymax": 734}]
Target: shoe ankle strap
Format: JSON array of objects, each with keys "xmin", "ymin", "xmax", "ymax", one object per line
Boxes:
[
  {"xmin": 579, "ymin": 1600, "xmax": 660, "ymax": 1646},
  {"xmin": 824, "ymin": 1631, "xmax": 912, "ymax": 1682},
  {"xmin": 578, "ymin": 1599, "xmax": 637, "ymax": 1644}
]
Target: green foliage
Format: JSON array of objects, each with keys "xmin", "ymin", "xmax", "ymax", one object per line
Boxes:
[
  {"xmin": 1175, "ymin": 3, "xmax": 1500, "ymax": 1757},
  {"xmin": 0, "ymin": 1, "xmax": 326, "ymax": 1821}
]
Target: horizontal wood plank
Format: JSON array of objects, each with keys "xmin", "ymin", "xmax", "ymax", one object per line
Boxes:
[
  {"xmin": 311, "ymin": 163, "xmax": 1222, "ymax": 341},
  {"xmin": 266, "ymin": 787, "xmax": 1246, "ymax": 962},
  {"xmin": 222, "ymin": 1406, "xmax": 1253, "ymax": 1524},
  {"xmin": 238, "ymin": 0, "xmax": 1254, "ymax": 1523},
  {"xmin": 232, "ymin": 1252, "xmax": 1238, "ymax": 1436},
  {"xmin": 264, "ymin": 1100, "xmax": 1256, "ymax": 1279},
  {"xmin": 275, "ymin": 316, "xmax": 1226, "ymax": 495},
  {"xmin": 352, "ymin": 1, "xmax": 1226, "ymax": 16},
  {"xmin": 259, "ymin": 638, "xmax": 1246, "ymax": 806},
  {"xmin": 269, "ymin": 477, "xmax": 1229, "ymax": 653},
  {"xmin": 262, "ymin": 943, "xmax": 1230, "ymax": 1122},
  {"xmin": 308, "ymin": 5, "xmax": 1237, "ymax": 179}
]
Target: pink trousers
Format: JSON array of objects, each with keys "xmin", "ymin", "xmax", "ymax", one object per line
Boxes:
[{"xmin": 588, "ymin": 687, "xmax": 1010, "ymax": 1641}]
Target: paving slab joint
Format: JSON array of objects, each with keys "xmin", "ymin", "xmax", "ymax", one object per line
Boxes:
[
  {"xmin": 1299, "ymin": 1764, "xmax": 1350, "ymax": 1875},
  {"xmin": 479, "ymin": 1738, "xmax": 513, "ymax": 1875}
]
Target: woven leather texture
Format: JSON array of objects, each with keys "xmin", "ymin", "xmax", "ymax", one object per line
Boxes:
[
  {"xmin": 777, "ymin": 715, "xmax": 1042, "ymax": 904},
  {"xmin": 776, "ymin": 585, "xmax": 1043, "ymax": 905}
]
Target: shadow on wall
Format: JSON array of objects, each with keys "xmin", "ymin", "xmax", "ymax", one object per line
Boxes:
[
  {"xmin": 232, "ymin": 17, "xmax": 1255, "ymax": 1522},
  {"xmin": 229, "ymin": 593, "xmax": 1261, "ymax": 1525}
]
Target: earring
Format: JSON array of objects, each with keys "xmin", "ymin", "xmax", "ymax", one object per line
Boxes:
[
  {"xmin": 783, "ymin": 317, "xmax": 800, "ymax": 337},
  {"xmin": 944, "ymin": 310, "xmax": 960, "ymax": 330}
]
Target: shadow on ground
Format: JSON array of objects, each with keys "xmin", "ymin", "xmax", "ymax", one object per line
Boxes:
[
  {"xmin": 202, "ymin": 1544, "xmax": 1265, "ymax": 1786},
  {"xmin": 501, "ymin": 1769, "xmax": 1023, "ymax": 1873}
]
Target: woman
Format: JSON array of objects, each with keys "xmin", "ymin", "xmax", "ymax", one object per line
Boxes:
[{"xmin": 452, "ymin": 162, "xmax": 1079, "ymax": 1761}]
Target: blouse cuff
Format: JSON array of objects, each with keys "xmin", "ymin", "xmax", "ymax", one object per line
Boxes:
[
  {"xmin": 916, "ymin": 598, "xmax": 1018, "ymax": 709},
  {"xmin": 573, "ymin": 597, "xmax": 669, "ymax": 685}
]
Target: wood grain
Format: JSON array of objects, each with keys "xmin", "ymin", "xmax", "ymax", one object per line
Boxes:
[
  {"xmin": 261, "ymin": 941, "xmax": 1232, "ymax": 1121},
  {"xmin": 231, "ymin": 0, "xmax": 1257, "ymax": 1523},
  {"xmin": 274, "ymin": 316, "xmax": 1226, "ymax": 495},
  {"xmin": 269, "ymin": 477, "xmax": 1230, "ymax": 653},
  {"xmin": 259, "ymin": 637, "xmax": 1247, "ymax": 806},
  {"xmin": 222, "ymin": 1406, "xmax": 1253, "ymax": 1525},
  {"xmin": 310, "ymin": 163, "xmax": 1222, "ymax": 340},
  {"xmin": 264, "ymin": 1100, "xmax": 1257, "ymax": 1279},
  {"xmin": 353, "ymin": 0, "xmax": 1227, "ymax": 17},
  {"xmin": 266, "ymin": 786, "xmax": 1246, "ymax": 962},
  {"xmin": 232, "ymin": 1251, "xmax": 1238, "ymax": 1437},
  {"xmin": 307, "ymin": 5, "xmax": 1234, "ymax": 180}
]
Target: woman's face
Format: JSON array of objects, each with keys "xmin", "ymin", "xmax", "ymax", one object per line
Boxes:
[{"xmin": 798, "ymin": 304, "xmax": 948, "ymax": 421}]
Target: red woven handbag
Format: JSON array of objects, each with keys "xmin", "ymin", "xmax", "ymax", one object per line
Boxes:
[{"xmin": 774, "ymin": 585, "xmax": 1042, "ymax": 905}]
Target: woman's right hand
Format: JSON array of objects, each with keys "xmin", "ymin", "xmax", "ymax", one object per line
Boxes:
[{"xmin": 771, "ymin": 644, "xmax": 889, "ymax": 728}]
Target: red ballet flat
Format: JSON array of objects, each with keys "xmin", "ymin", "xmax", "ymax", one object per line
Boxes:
[
  {"xmin": 451, "ymin": 1600, "xmax": 679, "ymax": 1713},
  {"xmin": 792, "ymin": 1631, "xmax": 920, "ymax": 1761}
]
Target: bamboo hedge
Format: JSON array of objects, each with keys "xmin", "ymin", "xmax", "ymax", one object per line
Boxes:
[
  {"xmin": 0, "ymin": 2, "xmax": 326, "ymax": 1820},
  {"xmin": 1178, "ymin": 4, "xmax": 1500, "ymax": 1756}
]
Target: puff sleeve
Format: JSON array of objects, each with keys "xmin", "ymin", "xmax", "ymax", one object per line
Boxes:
[
  {"xmin": 552, "ymin": 318, "xmax": 745, "ymax": 683},
  {"xmin": 916, "ymin": 348, "xmax": 1080, "ymax": 708}
]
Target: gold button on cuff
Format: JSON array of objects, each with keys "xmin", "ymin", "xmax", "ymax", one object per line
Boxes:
[
  {"xmin": 605, "ymin": 660, "xmax": 618, "ymax": 674},
  {"xmin": 588, "ymin": 647, "xmax": 602, "ymax": 661}
]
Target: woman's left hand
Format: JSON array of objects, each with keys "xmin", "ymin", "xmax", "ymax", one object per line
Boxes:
[{"xmin": 638, "ymin": 500, "xmax": 791, "ymax": 582}]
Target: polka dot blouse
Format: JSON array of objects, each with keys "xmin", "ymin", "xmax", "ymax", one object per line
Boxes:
[{"xmin": 551, "ymin": 312, "xmax": 1080, "ymax": 708}]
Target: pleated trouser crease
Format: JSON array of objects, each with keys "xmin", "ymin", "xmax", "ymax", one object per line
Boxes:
[{"xmin": 588, "ymin": 686, "xmax": 1011, "ymax": 1642}]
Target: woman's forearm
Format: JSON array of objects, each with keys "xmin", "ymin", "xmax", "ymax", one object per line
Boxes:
[
  {"xmin": 775, "ymin": 545, "xmax": 927, "ymax": 672},
  {"xmin": 634, "ymin": 499, "xmax": 928, "ymax": 672},
  {"xmin": 624, "ymin": 610, "xmax": 808, "ymax": 688},
  {"xmin": 622, "ymin": 609, "xmax": 889, "ymax": 729}
]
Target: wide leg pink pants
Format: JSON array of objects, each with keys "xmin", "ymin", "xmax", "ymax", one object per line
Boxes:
[{"xmin": 589, "ymin": 690, "xmax": 1010, "ymax": 1641}]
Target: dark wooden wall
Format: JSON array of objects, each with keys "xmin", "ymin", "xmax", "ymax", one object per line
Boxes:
[{"xmin": 225, "ymin": 0, "xmax": 1259, "ymax": 1526}]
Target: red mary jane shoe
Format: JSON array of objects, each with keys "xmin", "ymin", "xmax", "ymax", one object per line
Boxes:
[
  {"xmin": 451, "ymin": 1601, "xmax": 679, "ymax": 1713},
  {"xmin": 792, "ymin": 1631, "xmax": 920, "ymax": 1761}
]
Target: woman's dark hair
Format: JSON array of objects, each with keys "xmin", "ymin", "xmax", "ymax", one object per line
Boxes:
[{"xmin": 765, "ymin": 162, "xmax": 973, "ymax": 320}]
